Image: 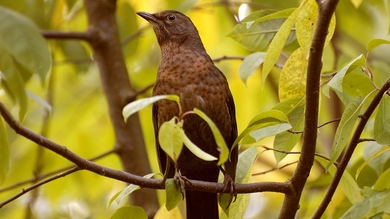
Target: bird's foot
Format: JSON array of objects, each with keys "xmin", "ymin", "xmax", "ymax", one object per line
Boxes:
[
  {"xmin": 219, "ymin": 168, "xmax": 237, "ymax": 209},
  {"xmin": 174, "ymin": 170, "xmax": 189, "ymax": 199}
]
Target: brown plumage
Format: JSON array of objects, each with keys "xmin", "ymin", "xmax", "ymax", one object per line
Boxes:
[{"xmin": 137, "ymin": 10, "xmax": 238, "ymax": 219}]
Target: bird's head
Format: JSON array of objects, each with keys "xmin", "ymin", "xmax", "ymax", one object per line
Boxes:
[{"xmin": 137, "ymin": 10, "xmax": 205, "ymax": 51}]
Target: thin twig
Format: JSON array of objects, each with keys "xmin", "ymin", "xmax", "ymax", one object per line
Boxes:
[
  {"xmin": 0, "ymin": 167, "xmax": 81, "ymax": 208},
  {"xmin": 253, "ymin": 161, "xmax": 299, "ymax": 176},
  {"xmin": 288, "ymin": 118, "xmax": 341, "ymax": 134},
  {"xmin": 0, "ymin": 149, "xmax": 117, "ymax": 193},
  {"xmin": 312, "ymin": 77, "xmax": 390, "ymax": 218},
  {"xmin": 41, "ymin": 30, "xmax": 92, "ymax": 41}
]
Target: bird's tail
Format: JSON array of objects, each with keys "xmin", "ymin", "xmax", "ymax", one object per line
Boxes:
[{"xmin": 185, "ymin": 190, "xmax": 219, "ymax": 219}]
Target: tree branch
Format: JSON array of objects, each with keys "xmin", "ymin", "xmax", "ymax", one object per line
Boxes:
[
  {"xmin": 278, "ymin": 0, "xmax": 339, "ymax": 218},
  {"xmin": 0, "ymin": 102, "xmax": 292, "ymax": 202},
  {"xmin": 82, "ymin": 0, "xmax": 159, "ymax": 216},
  {"xmin": 0, "ymin": 167, "xmax": 81, "ymax": 208},
  {"xmin": 312, "ymin": 77, "xmax": 390, "ymax": 218},
  {"xmin": 41, "ymin": 30, "xmax": 92, "ymax": 41}
]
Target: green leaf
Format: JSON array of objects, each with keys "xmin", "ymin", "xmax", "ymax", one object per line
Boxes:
[
  {"xmin": 123, "ymin": 95, "xmax": 180, "ymax": 121},
  {"xmin": 278, "ymin": 47, "xmax": 307, "ymax": 101},
  {"xmin": 228, "ymin": 10, "xmax": 296, "ymax": 52},
  {"xmin": 350, "ymin": 0, "xmax": 364, "ymax": 8},
  {"xmin": 111, "ymin": 206, "xmax": 148, "ymax": 219},
  {"xmin": 159, "ymin": 119, "xmax": 184, "ymax": 162},
  {"xmin": 0, "ymin": 117, "xmax": 9, "ymax": 185},
  {"xmin": 327, "ymin": 96, "xmax": 364, "ymax": 169},
  {"xmin": 251, "ymin": 8, "xmax": 296, "ymax": 25},
  {"xmin": 182, "ymin": 133, "xmax": 218, "ymax": 162},
  {"xmin": 323, "ymin": 54, "xmax": 366, "ymax": 97},
  {"xmin": 339, "ymin": 190, "xmax": 390, "ymax": 219},
  {"xmin": 239, "ymin": 52, "xmax": 266, "ymax": 85},
  {"xmin": 249, "ymin": 123, "xmax": 292, "ymax": 141},
  {"xmin": 273, "ymin": 102, "xmax": 305, "ymax": 163},
  {"xmin": 193, "ymin": 108, "xmax": 227, "ymax": 165},
  {"xmin": 363, "ymin": 142, "xmax": 390, "ymax": 176},
  {"xmin": 296, "ymin": 0, "xmax": 336, "ymax": 57},
  {"xmin": 356, "ymin": 145, "xmax": 390, "ymax": 180},
  {"xmin": 374, "ymin": 94, "xmax": 390, "ymax": 145},
  {"xmin": 316, "ymin": 157, "xmax": 363, "ymax": 204},
  {"xmin": 374, "ymin": 167, "xmax": 390, "ymax": 191},
  {"xmin": 366, "ymin": 38, "xmax": 390, "ymax": 51},
  {"xmin": 234, "ymin": 110, "xmax": 289, "ymax": 148},
  {"xmin": 108, "ymin": 173, "xmax": 157, "ymax": 207},
  {"xmin": 262, "ymin": 7, "xmax": 301, "ymax": 84},
  {"xmin": 165, "ymin": 178, "xmax": 183, "ymax": 211},
  {"xmin": 0, "ymin": 6, "xmax": 51, "ymax": 84},
  {"xmin": 220, "ymin": 147, "xmax": 257, "ymax": 218},
  {"xmin": 0, "ymin": 54, "xmax": 28, "ymax": 120}
]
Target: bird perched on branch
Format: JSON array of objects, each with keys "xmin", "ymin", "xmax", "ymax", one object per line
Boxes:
[{"xmin": 137, "ymin": 10, "xmax": 237, "ymax": 219}]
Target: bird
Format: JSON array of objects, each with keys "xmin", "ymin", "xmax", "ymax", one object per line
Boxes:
[{"xmin": 137, "ymin": 10, "xmax": 238, "ymax": 219}]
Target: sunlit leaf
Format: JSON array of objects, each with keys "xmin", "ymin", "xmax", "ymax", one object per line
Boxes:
[
  {"xmin": 183, "ymin": 132, "xmax": 217, "ymax": 161},
  {"xmin": 374, "ymin": 94, "xmax": 390, "ymax": 145},
  {"xmin": 108, "ymin": 173, "xmax": 157, "ymax": 207},
  {"xmin": 274, "ymin": 102, "xmax": 305, "ymax": 163},
  {"xmin": 193, "ymin": 108, "xmax": 227, "ymax": 165},
  {"xmin": 220, "ymin": 147, "xmax": 257, "ymax": 218},
  {"xmin": 356, "ymin": 145, "xmax": 390, "ymax": 179},
  {"xmin": 123, "ymin": 95, "xmax": 180, "ymax": 121},
  {"xmin": 228, "ymin": 10, "xmax": 296, "ymax": 52},
  {"xmin": 0, "ymin": 117, "xmax": 9, "ymax": 185},
  {"xmin": 279, "ymin": 47, "xmax": 307, "ymax": 101},
  {"xmin": 165, "ymin": 178, "xmax": 183, "ymax": 211},
  {"xmin": 0, "ymin": 54, "xmax": 28, "ymax": 120},
  {"xmin": 366, "ymin": 38, "xmax": 390, "ymax": 51},
  {"xmin": 154, "ymin": 205, "xmax": 182, "ymax": 219},
  {"xmin": 112, "ymin": 206, "xmax": 148, "ymax": 219},
  {"xmin": 0, "ymin": 6, "xmax": 51, "ymax": 84},
  {"xmin": 251, "ymin": 8, "xmax": 296, "ymax": 25},
  {"xmin": 239, "ymin": 52, "xmax": 266, "ymax": 85},
  {"xmin": 339, "ymin": 190, "xmax": 390, "ymax": 219},
  {"xmin": 323, "ymin": 54, "xmax": 366, "ymax": 97},
  {"xmin": 296, "ymin": 0, "xmax": 336, "ymax": 57},
  {"xmin": 317, "ymin": 157, "xmax": 363, "ymax": 204},
  {"xmin": 363, "ymin": 142, "xmax": 390, "ymax": 176},
  {"xmin": 350, "ymin": 0, "xmax": 364, "ymax": 8},
  {"xmin": 327, "ymin": 96, "xmax": 364, "ymax": 169},
  {"xmin": 233, "ymin": 110, "xmax": 289, "ymax": 148},
  {"xmin": 262, "ymin": 7, "xmax": 301, "ymax": 84},
  {"xmin": 249, "ymin": 123, "xmax": 291, "ymax": 141},
  {"xmin": 374, "ymin": 167, "xmax": 390, "ymax": 191},
  {"xmin": 159, "ymin": 119, "xmax": 184, "ymax": 162}
]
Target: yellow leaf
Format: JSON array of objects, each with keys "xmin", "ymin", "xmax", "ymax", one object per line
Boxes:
[{"xmin": 279, "ymin": 47, "xmax": 307, "ymax": 101}]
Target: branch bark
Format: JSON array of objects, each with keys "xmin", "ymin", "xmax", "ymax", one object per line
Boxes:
[
  {"xmin": 82, "ymin": 0, "xmax": 159, "ymax": 216},
  {"xmin": 0, "ymin": 101, "xmax": 292, "ymax": 194},
  {"xmin": 278, "ymin": 0, "xmax": 339, "ymax": 218},
  {"xmin": 312, "ymin": 78, "xmax": 390, "ymax": 218}
]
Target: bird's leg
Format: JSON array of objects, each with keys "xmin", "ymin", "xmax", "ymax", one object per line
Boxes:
[
  {"xmin": 174, "ymin": 164, "xmax": 189, "ymax": 199},
  {"xmin": 219, "ymin": 166, "xmax": 237, "ymax": 208}
]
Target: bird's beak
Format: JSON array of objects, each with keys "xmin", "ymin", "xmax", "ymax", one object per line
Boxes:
[{"xmin": 136, "ymin": 12, "xmax": 157, "ymax": 23}]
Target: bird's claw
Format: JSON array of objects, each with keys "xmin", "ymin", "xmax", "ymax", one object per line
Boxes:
[
  {"xmin": 174, "ymin": 171, "xmax": 189, "ymax": 199},
  {"xmin": 220, "ymin": 173, "xmax": 237, "ymax": 209}
]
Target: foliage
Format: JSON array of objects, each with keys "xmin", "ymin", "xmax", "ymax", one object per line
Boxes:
[{"xmin": 0, "ymin": 0, "xmax": 390, "ymax": 219}]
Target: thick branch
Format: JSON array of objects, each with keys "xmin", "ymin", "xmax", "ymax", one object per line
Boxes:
[
  {"xmin": 278, "ymin": 0, "xmax": 339, "ymax": 218},
  {"xmin": 0, "ymin": 101, "xmax": 292, "ymax": 196},
  {"xmin": 82, "ymin": 0, "xmax": 159, "ymax": 216},
  {"xmin": 312, "ymin": 78, "xmax": 390, "ymax": 218}
]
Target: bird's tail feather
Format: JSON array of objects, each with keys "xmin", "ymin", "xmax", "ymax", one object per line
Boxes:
[{"xmin": 185, "ymin": 190, "xmax": 219, "ymax": 219}]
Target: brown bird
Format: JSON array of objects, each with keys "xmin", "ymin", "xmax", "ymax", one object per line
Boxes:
[{"xmin": 137, "ymin": 10, "xmax": 237, "ymax": 219}]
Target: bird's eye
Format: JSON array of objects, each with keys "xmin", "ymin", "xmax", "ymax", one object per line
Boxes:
[{"xmin": 167, "ymin": 14, "xmax": 176, "ymax": 21}]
